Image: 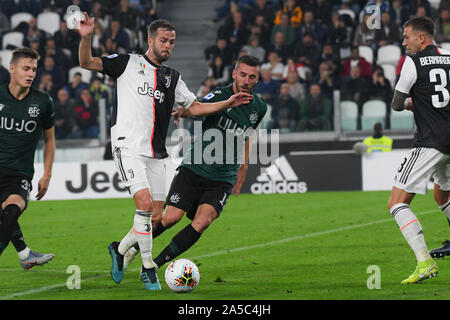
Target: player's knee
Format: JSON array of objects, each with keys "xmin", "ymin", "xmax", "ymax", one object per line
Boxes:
[
  {"xmin": 433, "ymin": 187, "xmax": 449, "ymax": 206},
  {"xmin": 2, "ymin": 195, "xmax": 26, "ymax": 212},
  {"xmin": 162, "ymin": 210, "xmax": 183, "ymax": 227},
  {"xmin": 192, "ymin": 214, "xmax": 216, "ymax": 233}
]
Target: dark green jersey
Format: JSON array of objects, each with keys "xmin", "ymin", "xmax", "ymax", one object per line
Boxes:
[
  {"xmin": 0, "ymin": 85, "xmax": 55, "ymax": 179},
  {"xmin": 181, "ymin": 85, "xmax": 267, "ymax": 185}
]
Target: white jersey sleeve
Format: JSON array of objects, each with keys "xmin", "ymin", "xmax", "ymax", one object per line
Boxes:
[
  {"xmin": 175, "ymin": 76, "xmax": 197, "ymax": 109},
  {"xmin": 395, "ymin": 56, "xmax": 417, "ymax": 94}
]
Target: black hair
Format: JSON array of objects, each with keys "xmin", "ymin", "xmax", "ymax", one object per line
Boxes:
[
  {"xmin": 235, "ymin": 55, "xmax": 260, "ymax": 69},
  {"xmin": 403, "ymin": 16, "xmax": 435, "ymax": 37},
  {"xmin": 10, "ymin": 47, "xmax": 40, "ymax": 65},
  {"xmin": 147, "ymin": 19, "xmax": 176, "ymax": 38}
]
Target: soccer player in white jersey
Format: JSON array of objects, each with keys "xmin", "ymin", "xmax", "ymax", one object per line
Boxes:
[
  {"xmin": 78, "ymin": 13, "xmax": 252, "ymax": 290},
  {"xmin": 389, "ymin": 16, "xmax": 450, "ymax": 284}
]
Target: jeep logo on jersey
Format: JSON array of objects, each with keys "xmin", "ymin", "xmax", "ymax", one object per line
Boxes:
[
  {"xmin": 0, "ymin": 117, "xmax": 37, "ymax": 133},
  {"xmin": 28, "ymin": 105, "xmax": 40, "ymax": 118},
  {"xmin": 250, "ymin": 156, "xmax": 307, "ymax": 194},
  {"xmin": 137, "ymin": 82, "xmax": 165, "ymax": 103}
]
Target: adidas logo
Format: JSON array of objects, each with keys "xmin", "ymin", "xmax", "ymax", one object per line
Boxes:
[{"xmin": 250, "ymin": 156, "xmax": 307, "ymax": 194}]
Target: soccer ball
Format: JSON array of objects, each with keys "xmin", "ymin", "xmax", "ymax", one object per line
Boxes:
[{"xmin": 165, "ymin": 259, "xmax": 200, "ymax": 292}]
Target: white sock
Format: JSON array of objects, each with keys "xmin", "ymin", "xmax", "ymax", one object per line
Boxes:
[
  {"xmin": 390, "ymin": 203, "xmax": 431, "ymax": 262},
  {"xmin": 133, "ymin": 210, "xmax": 156, "ymax": 269},
  {"xmin": 439, "ymin": 200, "xmax": 450, "ymax": 220},
  {"xmin": 118, "ymin": 228, "xmax": 137, "ymax": 256},
  {"xmin": 18, "ymin": 246, "xmax": 30, "ymax": 260}
]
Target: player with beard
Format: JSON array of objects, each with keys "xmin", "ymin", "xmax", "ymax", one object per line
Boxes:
[
  {"xmin": 78, "ymin": 13, "xmax": 252, "ymax": 290},
  {"xmin": 123, "ymin": 55, "xmax": 267, "ymax": 272}
]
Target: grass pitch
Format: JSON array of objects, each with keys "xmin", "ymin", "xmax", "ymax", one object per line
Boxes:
[{"xmin": 0, "ymin": 191, "xmax": 449, "ymax": 300}]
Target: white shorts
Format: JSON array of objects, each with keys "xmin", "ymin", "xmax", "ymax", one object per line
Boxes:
[
  {"xmin": 113, "ymin": 147, "xmax": 166, "ymax": 201},
  {"xmin": 393, "ymin": 147, "xmax": 450, "ymax": 194}
]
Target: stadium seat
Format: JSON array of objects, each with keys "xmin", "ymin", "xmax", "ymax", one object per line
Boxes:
[
  {"xmin": 429, "ymin": 0, "xmax": 441, "ymax": 10},
  {"xmin": 2, "ymin": 32, "xmax": 24, "ymax": 50},
  {"xmin": 440, "ymin": 42, "xmax": 450, "ymax": 51},
  {"xmin": 69, "ymin": 66, "xmax": 93, "ymax": 84},
  {"xmin": 361, "ymin": 100, "xmax": 386, "ymax": 130},
  {"xmin": 10, "ymin": 12, "xmax": 33, "ymax": 30},
  {"xmin": 37, "ymin": 12, "xmax": 60, "ymax": 35},
  {"xmin": 340, "ymin": 100, "xmax": 358, "ymax": 131},
  {"xmin": 0, "ymin": 50, "xmax": 13, "ymax": 69},
  {"xmin": 380, "ymin": 64, "xmax": 397, "ymax": 88},
  {"xmin": 390, "ymin": 110, "xmax": 415, "ymax": 130},
  {"xmin": 377, "ymin": 45, "xmax": 401, "ymax": 66},
  {"xmin": 338, "ymin": 9, "xmax": 355, "ymax": 22},
  {"xmin": 358, "ymin": 45, "xmax": 373, "ymax": 65}
]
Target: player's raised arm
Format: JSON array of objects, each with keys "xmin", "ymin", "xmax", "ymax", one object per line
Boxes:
[{"xmin": 78, "ymin": 12, "xmax": 103, "ymax": 71}]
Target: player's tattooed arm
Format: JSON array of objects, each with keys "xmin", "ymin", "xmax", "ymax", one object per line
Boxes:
[
  {"xmin": 391, "ymin": 90, "xmax": 409, "ymax": 111},
  {"xmin": 78, "ymin": 12, "xmax": 103, "ymax": 71}
]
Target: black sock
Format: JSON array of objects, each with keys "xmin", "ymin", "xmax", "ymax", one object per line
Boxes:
[
  {"xmin": 0, "ymin": 205, "xmax": 22, "ymax": 255},
  {"xmin": 132, "ymin": 221, "xmax": 169, "ymax": 251},
  {"xmin": 153, "ymin": 221, "xmax": 168, "ymax": 239},
  {"xmin": 154, "ymin": 224, "xmax": 201, "ymax": 268},
  {"xmin": 11, "ymin": 223, "xmax": 26, "ymax": 252}
]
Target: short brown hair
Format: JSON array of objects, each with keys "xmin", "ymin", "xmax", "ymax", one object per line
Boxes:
[
  {"xmin": 10, "ymin": 47, "xmax": 40, "ymax": 65},
  {"xmin": 235, "ymin": 55, "xmax": 260, "ymax": 69},
  {"xmin": 403, "ymin": 16, "xmax": 435, "ymax": 37},
  {"xmin": 147, "ymin": 19, "xmax": 176, "ymax": 38}
]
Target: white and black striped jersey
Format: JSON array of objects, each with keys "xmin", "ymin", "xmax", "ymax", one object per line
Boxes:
[
  {"xmin": 396, "ymin": 44, "xmax": 450, "ymax": 154},
  {"xmin": 101, "ymin": 53, "xmax": 196, "ymax": 158}
]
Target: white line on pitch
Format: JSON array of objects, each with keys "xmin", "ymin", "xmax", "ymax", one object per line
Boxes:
[{"xmin": 0, "ymin": 209, "xmax": 440, "ymax": 300}]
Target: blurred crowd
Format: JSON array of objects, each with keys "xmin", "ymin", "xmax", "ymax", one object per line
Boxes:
[
  {"xmin": 1, "ymin": 0, "xmax": 450, "ymax": 138},
  {"xmin": 201, "ymin": 0, "xmax": 450, "ymax": 132}
]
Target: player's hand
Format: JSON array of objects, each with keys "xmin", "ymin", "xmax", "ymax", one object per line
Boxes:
[
  {"xmin": 78, "ymin": 12, "xmax": 95, "ymax": 37},
  {"xmin": 227, "ymin": 92, "xmax": 253, "ymax": 108},
  {"xmin": 404, "ymin": 98, "xmax": 413, "ymax": 111},
  {"xmin": 36, "ymin": 175, "xmax": 51, "ymax": 200},
  {"xmin": 232, "ymin": 164, "xmax": 248, "ymax": 196},
  {"xmin": 171, "ymin": 107, "xmax": 186, "ymax": 126}
]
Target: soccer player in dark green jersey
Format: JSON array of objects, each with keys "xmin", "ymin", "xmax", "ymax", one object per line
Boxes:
[
  {"xmin": 0, "ymin": 48, "xmax": 56, "ymax": 270},
  {"xmin": 123, "ymin": 55, "xmax": 267, "ymax": 270}
]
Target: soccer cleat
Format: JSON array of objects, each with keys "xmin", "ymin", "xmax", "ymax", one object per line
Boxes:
[
  {"xmin": 123, "ymin": 246, "xmax": 139, "ymax": 271},
  {"xmin": 139, "ymin": 267, "xmax": 161, "ymax": 290},
  {"xmin": 429, "ymin": 240, "xmax": 450, "ymax": 258},
  {"xmin": 20, "ymin": 251, "xmax": 55, "ymax": 270},
  {"xmin": 400, "ymin": 259, "xmax": 439, "ymax": 284},
  {"xmin": 108, "ymin": 241, "xmax": 124, "ymax": 284}
]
